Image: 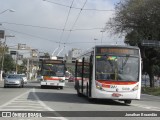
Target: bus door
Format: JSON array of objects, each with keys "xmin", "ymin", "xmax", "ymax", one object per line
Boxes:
[
  {"xmin": 75, "ymin": 60, "xmax": 83, "ymax": 96},
  {"xmin": 82, "ymin": 58, "xmax": 90, "ymax": 96},
  {"xmin": 88, "ymin": 55, "xmax": 93, "ymax": 97},
  {"xmin": 75, "ymin": 58, "xmax": 90, "ymax": 97}
]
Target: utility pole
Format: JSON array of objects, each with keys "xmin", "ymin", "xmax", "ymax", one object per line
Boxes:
[
  {"xmin": 27, "ymin": 58, "xmax": 30, "ymax": 80},
  {"xmin": 0, "ymin": 30, "xmax": 4, "ymax": 81},
  {"xmin": 94, "ymin": 38, "xmax": 98, "ymax": 46},
  {"xmin": 100, "ymin": 30, "xmax": 105, "ymax": 44}
]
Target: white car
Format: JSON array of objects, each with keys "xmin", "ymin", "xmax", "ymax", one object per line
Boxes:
[
  {"xmin": 4, "ymin": 74, "xmax": 24, "ymax": 88},
  {"xmin": 19, "ymin": 74, "xmax": 27, "ymax": 84}
]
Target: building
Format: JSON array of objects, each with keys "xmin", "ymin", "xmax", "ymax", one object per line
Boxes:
[{"xmin": 67, "ymin": 48, "xmax": 83, "ymax": 63}]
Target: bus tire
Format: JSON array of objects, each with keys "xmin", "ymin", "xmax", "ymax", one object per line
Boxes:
[
  {"xmin": 124, "ymin": 100, "xmax": 131, "ymax": 104},
  {"xmin": 77, "ymin": 88, "xmax": 82, "ymax": 97},
  {"xmin": 86, "ymin": 83, "xmax": 89, "ymax": 97},
  {"xmin": 41, "ymin": 85, "xmax": 44, "ymax": 89},
  {"xmin": 60, "ymin": 86, "xmax": 63, "ymax": 89},
  {"xmin": 88, "ymin": 98, "xmax": 96, "ymax": 103}
]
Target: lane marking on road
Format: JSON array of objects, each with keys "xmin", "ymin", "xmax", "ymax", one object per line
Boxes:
[
  {"xmin": 0, "ymin": 88, "xmax": 68, "ymax": 120},
  {"xmin": 0, "ymin": 89, "xmax": 48, "ymax": 111},
  {"xmin": 142, "ymin": 94, "xmax": 160, "ymax": 100},
  {"xmin": 0, "ymin": 89, "xmax": 32, "ymax": 108},
  {"xmin": 32, "ymin": 88, "xmax": 68, "ymax": 120},
  {"xmin": 132, "ymin": 104, "xmax": 160, "ymax": 111}
]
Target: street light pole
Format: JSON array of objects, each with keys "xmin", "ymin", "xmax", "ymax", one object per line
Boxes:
[
  {"xmin": 100, "ymin": 30, "xmax": 105, "ymax": 45},
  {"xmin": 94, "ymin": 38, "xmax": 98, "ymax": 46}
]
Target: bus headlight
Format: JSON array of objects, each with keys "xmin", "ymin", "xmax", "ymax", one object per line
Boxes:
[
  {"xmin": 96, "ymin": 82, "xmax": 105, "ymax": 91},
  {"xmin": 132, "ymin": 85, "xmax": 139, "ymax": 91},
  {"xmin": 59, "ymin": 79, "xmax": 65, "ymax": 82}
]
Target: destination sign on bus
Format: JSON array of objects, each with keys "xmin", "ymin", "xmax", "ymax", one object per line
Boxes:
[
  {"xmin": 96, "ymin": 47, "xmax": 139, "ymax": 55},
  {"xmin": 43, "ymin": 60, "xmax": 64, "ymax": 64}
]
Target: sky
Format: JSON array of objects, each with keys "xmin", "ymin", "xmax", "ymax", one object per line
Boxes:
[{"xmin": 0, "ymin": 0, "xmax": 123, "ymax": 57}]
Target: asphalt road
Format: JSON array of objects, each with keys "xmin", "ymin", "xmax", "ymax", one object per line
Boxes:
[{"xmin": 0, "ymin": 80, "xmax": 160, "ymax": 120}]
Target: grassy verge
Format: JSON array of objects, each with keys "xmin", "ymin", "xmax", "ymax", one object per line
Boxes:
[{"xmin": 141, "ymin": 87, "xmax": 160, "ymax": 96}]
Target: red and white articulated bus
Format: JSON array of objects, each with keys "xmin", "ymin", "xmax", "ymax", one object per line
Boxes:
[
  {"xmin": 40, "ymin": 58, "xmax": 65, "ymax": 89},
  {"xmin": 74, "ymin": 45, "xmax": 142, "ymax": 104}
]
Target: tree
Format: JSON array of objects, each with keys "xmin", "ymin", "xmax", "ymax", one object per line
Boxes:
[
  {"xmin": 1, "ymin": 54, "xmax": 15, "ymax": 72},
  {"xmin": 107, "ymin": 0, "xmax": 160, "ymax": 87}
]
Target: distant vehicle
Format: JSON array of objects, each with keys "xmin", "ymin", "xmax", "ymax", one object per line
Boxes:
[
  {"xmin": 40, "ymin": 58, "xmax": 65, "ymax": 89},
  {"xmin": 65, "ymin": 71, "xmax": 71, "ymax": 80},
  {"xmin": 4, "ymin": 74, "xmax": 24, "ymax": 88},
  {"xmin": 37, "ymin": 75, "xmax": 43, "ymax": 81},
  {"xmin": 75, "ymin": 45, "xmax": 142, "ymax": 104},
  {"xmin": 19, "ymin": 74, "xmax": 27, "ymax": 84},
  {"xmin": 68, "ymin": 76, "xmax": 75, "ymax": 82}
]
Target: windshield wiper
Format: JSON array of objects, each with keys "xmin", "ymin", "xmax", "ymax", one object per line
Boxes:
[{"xmin": 122, "ymin": 55, "xmax": 130, "ymax": 67}]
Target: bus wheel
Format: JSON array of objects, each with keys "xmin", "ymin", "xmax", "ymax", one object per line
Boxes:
[
  {"xmin": 124, "ymin": 100, "xmax": 131, "ymax": 104},
  {"xmin": 86, "ymin": 83, "xmax": 89, "ymax": 97},
  {"xmin": 41, "ymin": 85, "xmax": 44, "ymax": 89},
  {"xmin": 88, "ymin": 98, "xmax": 97, "ymax": 103},
  {"xmin": 60, "ymin": 86, "xmax": 63, "ymax": 89},
  {"xmin": 77, "ymin": 89, "xmax": 82, "ymax": 97}
]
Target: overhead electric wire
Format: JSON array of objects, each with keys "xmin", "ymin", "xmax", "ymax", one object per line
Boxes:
[
  {"xmin": 57, "ymin": 0, "xmax": 87, "ymax": 56},
  {"xmin": 1, "ymin": 0, "xmax": 116, "ymax": 56},
  {"xmin": 2, "ymin": 27, "xmax": 61, "ymax": 44},
  {"xmin": 0, "ymin": 21, "xmax": 65, "ymax": 31},
  {"xmin": 73, "ymin": 27, "xmax": 102, "ymax": 31},
  {"xmin": 70, "ymin": 0, "xmax": 87, "ymax": 30},
  {"xmin": 1, "ymin": 21, "xmax": 105, "ymax": 31},
  {"xmin": 58, "ymin": 0, "xmax": 75, "ymax": 45},
  {"xmin": 55, "ymin": 0, "xmax": 75, "ymax": 56},
  {"xmin": 43, "ymin": 0, "xmax": 114, "ymax": 12},
  {"xmin": 63, "ymin": 0, "xmax": 88, "ymax": 47},
  {"xmin": 43, "ymin": 0, "xmax": 113, "ymax": 52},
  {"xmin": 66, "ymin": 40, "xmax": 124, "ymax": 44}
]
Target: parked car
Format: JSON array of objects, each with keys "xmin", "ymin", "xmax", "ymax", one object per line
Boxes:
[
  {"xmin": 19, "ymin": 74, "xmax": 27, "ymax": 84},
  {"xmin": 4, "ymin": 74, "xmax": 24, "ymax": 88}
]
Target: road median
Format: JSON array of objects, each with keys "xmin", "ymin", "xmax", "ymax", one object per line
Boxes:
[{"xmin": 142, "ymin": 87, "xmax": 160, "ymax": 96}]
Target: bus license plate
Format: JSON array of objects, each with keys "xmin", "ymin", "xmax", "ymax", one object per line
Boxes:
[
  {"xmin": 112, "ymin": 93, "xmax": 122, "ymax": 97},
  {"xmin": 50, "ymin": 83, "xmax": 57, "ymax": 85}
]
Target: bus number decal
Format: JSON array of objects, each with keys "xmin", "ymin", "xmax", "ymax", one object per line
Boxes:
[{"xmin": 110, "ymin": 85, "xmax": 117, "ymax": 89}]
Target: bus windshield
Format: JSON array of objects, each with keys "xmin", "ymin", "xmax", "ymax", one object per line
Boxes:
[
  {"xmin": 42, "ymin": 64, "xmax": 65, "ymax": 77},
  {"xmin": 96, "ymin": 55, "xmax": 139, "ymax": 81}
]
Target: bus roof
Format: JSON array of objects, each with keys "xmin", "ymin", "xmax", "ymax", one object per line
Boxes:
[{"xmin": 95, "ymin": 45, "xmax": 139, "ymax": 50}]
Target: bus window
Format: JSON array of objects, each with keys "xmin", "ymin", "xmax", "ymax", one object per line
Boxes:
[{"xmin": 96, "ymin": 55, "xmax": 139, "ymax": 81}]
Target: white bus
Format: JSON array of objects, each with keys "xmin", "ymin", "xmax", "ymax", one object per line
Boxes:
[
  {"xmin": 40, "ymin": 59, "xmax": 65, "ymax": 89},
  {"xmin": 75, "ymin": 45, "xmax": 142, "ymax": 104}
]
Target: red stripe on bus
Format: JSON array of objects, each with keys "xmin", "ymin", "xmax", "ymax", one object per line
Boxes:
[
  {"xmin": 97, "ymin": 80, "xmax": 137, "ymax": 85},
  {"xmin": 44, "ymin": 77, "xmax": 61, "ymax": 80},
  {"xmin": 102, "ymin": 84, "xmax": 110, "ymax": 88}
]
